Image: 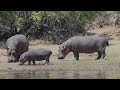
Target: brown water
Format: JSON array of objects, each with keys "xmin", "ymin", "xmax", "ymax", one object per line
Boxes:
[{"xmin": 0, "ymin": 69, "xmax": 117, "ymax": 79}]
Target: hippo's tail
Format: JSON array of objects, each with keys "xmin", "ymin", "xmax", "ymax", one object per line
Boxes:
[
  {"xmin": 50, "ymin": 51, "xmax": 52, "ymax": 55},
  {"xmin": 106, "ymin": 40, "xmax": 109, "ymax": 46}
]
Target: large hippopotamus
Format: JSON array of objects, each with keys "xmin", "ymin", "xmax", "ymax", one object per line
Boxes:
[
  {"xmin": 6, "ymin": 34, "xmax": 29, "ymax": 63},
  {"xmin": 58, "ymin": 36, "xmax": 109, "ymax": 60},
  {"xmin": 19, "ymin": 48, "xmax": 52, "ymax": 65}
]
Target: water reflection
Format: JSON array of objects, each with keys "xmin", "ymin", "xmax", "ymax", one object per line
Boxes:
[
  {"xmin": 0, "ymin": 69, "xmax": 108, "ymax": 79},
  {"xmin": 97, "ymin": 70, "xmax": 105, "ymax": 79},
  {"xmin": 73, "ymin": 71, "xmax": 80, "ymax": 79}
]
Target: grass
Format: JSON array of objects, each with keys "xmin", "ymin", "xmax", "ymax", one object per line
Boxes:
[{"xmin": 26, "ymin": 39, "xmax": 120, "ymax": 68}]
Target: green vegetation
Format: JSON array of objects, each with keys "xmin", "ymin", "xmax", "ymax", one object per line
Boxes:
[{"xmin": 0, "ymin": 11, "xmax": 119, "ymax": 43}]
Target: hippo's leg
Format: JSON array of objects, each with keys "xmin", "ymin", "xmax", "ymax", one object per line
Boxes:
[
  {"xmin": 17, "ymin": 55, "xmax": 20, "ymax": 61},
  {"xmin": 14, "ymin": 58, "xmax": 18, "ymax": 63},
  {"xmin": 96, "ymin": 52, "xmax": 102, "ymax": 60},
  {"xmin": 101, "ymin": 50, "xmax": 106, "ymax": 59},
  {"xmin": 44, "ymin": 61, "xmax": 49, "ymax": 65},
  {"xmin": 8, "ymin": 60, "xmax": 13, "ymax": 63},
  {"xmin": 46, "ymin": 59, "xmax": 49, "ymax": 65},
  {"xmin": 32, "ymin": 61, "xmax": 36, "ymax": 65},
  {"xmin": 28, "ymin": 60, "xmax": 31, "ymax": 65},
  {"xmin": 44, "ymin": 56, "xmax": 50, "ymax": 65},
  {"xmin": 14, "ymin": 55, "xmax": 20, "ymax": 62},
  {"xmin": 73, "ymin": 52, "xmax": 79, "ymax": 61}
]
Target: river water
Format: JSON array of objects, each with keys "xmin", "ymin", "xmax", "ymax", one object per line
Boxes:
[{"xmin": 0, "ymin": 69, "xmax": 119, "ymax": 79}]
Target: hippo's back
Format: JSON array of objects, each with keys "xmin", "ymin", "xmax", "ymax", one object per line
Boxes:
[
  {"xmin": 6, "ymin": 34, "xmax": 29, "ymax": 54},
  {"xmin": 70, "ymin": 36, "xmax": 106, "ymax": 41},
  {"xmin": 7, "ymin": 34, "xmax": 26, "ymax": 43},
  {"xmin": 28, "ymin": 48, "xmax": 52, "ymax": 56},
  {"xmin": 67, "ymin": 36, "xmax": 108, "ymax": 53},
  {"xmin": 26, "ymin": 48, "xmax": 52, "ymax": 60},
  {"xmin": 69, "ymin": 36, "xmax": 107, "ymax": 45},
  {"xmin": 7, "ymin": 34, "xmax": 28, "ymax": 43}
]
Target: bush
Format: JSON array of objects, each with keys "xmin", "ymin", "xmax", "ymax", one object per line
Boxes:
[{"xmin": 0, "ymin": 11, "xmax": 108, "ymax": 44}]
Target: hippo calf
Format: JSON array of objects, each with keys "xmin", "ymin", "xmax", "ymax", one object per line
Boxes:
[
  {"xmin": 19, "ymin": 48, "xmax": 52, "ymax": 65},
  {"xmin": 6, "ymin": 34, "xmax": 29, "ymax": 63},
  {"xmin": 58, "ymin": 36, "xmax": 109, "ymax": 60}
]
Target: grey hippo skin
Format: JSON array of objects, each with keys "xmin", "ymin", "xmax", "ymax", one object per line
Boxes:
[
  {"xmin": 58, "ymin": 36, "xmax": 109, "ymax": 60},
  {"xmin": 19, "ymin": 48, "xmax": 52, "ymax": 65},
  {"xmin": 6, "ymin": 34, "xmax": 29, "ymax": 63}
]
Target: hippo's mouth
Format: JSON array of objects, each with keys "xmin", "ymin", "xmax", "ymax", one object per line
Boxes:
[
  {"xmin": 19, "ymin": 59, "xmax": 27, "ymax": 64},
  {"xmin": 58, "ymin": 56, "xmax": 65, "ymax": 59}
]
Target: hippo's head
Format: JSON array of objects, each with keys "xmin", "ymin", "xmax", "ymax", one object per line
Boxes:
[
  {"xmin": 58, "ymin": 45, "xmax": 70, "ymax": 59},
  {"xmin": 19, "ymin": 53, "xmax": 28, "ymax": 65},
  {"xmin": 7, "ymin": 48, "xmax": 17, "ymax": 63}
]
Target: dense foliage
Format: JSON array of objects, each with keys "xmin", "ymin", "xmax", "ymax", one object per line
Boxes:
[{"xmin": 0, "ymin": 11, "xmax": 119, "ymax": 44}]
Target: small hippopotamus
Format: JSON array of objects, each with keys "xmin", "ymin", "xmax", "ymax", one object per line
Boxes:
[
  {"xmin": 6, "ymin": 34, "xmax": 29, "ymax": 63},
  {"xmin": 58, "ymin": 36, "xmax": 109, "ymax": 60},
  {"xmin": 19, "ymin": 48, "xmax": 52, "ymax": 65}
]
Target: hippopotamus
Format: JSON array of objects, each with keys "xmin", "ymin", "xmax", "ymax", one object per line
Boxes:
[
  {"xmin": 6, "ymin": 34, "xmax": 29, "ymax": 63},
  {"xmin": 19, "ymin": 48, "xmax": 52, "ymax": 65},
  {"xmin": 58, "ymin": 36, "xmax": 109, "ymax": 60}
]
